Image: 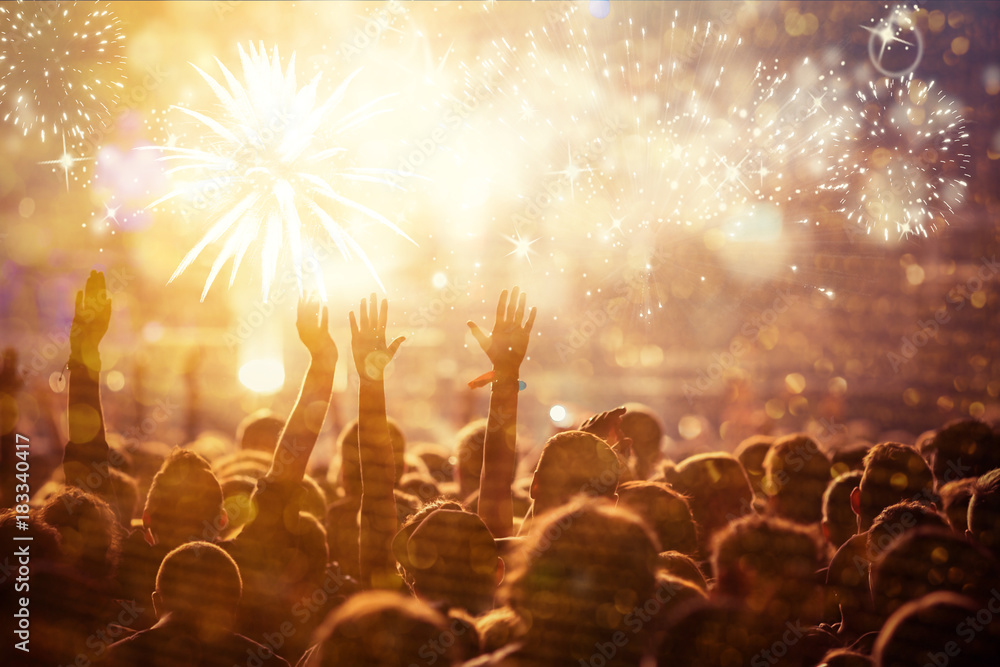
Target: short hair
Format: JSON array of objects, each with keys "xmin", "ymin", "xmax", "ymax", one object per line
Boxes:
[
  {"xmin": 530, "ymin": 431, "xmax": 621, "ymax": 514},
  {"xmin": 310, "ymin": 591, "xmax": 452, "ymax": 667},
  {"xmin": 873, "ymin": 591, "xmax": 1000, "ymax": 667},
  {"xmin": 40, "ymin": 487, "xmax": 122, "ymax": 580},
  {"xmin": 858, "ymin": 443, "xmax": 935, "ymax": 531},
  {"xmin": 762, "ymin": 434, "xmax": 832, "ymax": 525},
  {"xmin": 660, "ymin": 453, "xmax": 754, "ymax": 553},
  {"xmin": 822, "ymin": 471, "xmax": 862, "ymax": 548},
  {"xmin": 236, "ymin": 409, "xmax": 285, "ymax": 453},
  {"xmin": 734, "ymin": 435, "xmax": 774, "ymax": 498},
  {"xmin": 155, "ymin": 541, "xmax": 242, "ymax": 617},
  {"xmin": 924, "ymin": 419, "xmax": 998, "ymax": 485},
  {"xmin": 338, "ymin": 418, "xmax": 406, "ymax": 498},
  {"xmin": 712, "ymin": 514, "xmax": 824, "ymax": 622},
  {"xmin": 617, "ymin": 481, "xmax": 698, "ymax": 557},
  {"xmin": 867, "ymin": 500, "xmax": 948, "ymax": 563},
  {"xmin": 394, "ymin": 508, "xmax": 499, "ymax": 615},
  {"xmin": 143, "ymin": 449, "xmax": 224, "ymax": 544},
  {"xmin": 938, "ymin": 477, "xmax": 976, "ymax": 534},
  {"xmin": 969, "ymin": 468, "xmax": 1000, "ymax": 555},
  {"xmin": 503, "ymin": 498, "xmax": 659, "ymax": 661},
  {"xmin": 454, "ymin": 419, "xmax": 488, "ymax": 499},
  {"xmin": 870, "ymin": 528, "xmax": 999, "ymax": 619}
]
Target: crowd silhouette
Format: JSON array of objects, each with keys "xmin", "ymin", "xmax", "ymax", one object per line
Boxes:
[{"xmin": 2, "ymin": 270, "xmax": 1000, "ymax": 666}]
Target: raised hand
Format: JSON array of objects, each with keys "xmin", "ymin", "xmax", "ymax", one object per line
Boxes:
[
  {"xmin": 70, "ymin": 270, "xmax": 112, "ymax": 366},
  {"xmin": 296, "ymin": 298, "xmax": 337, "ymax": 368},
  {"xmin": 467, "ymin": 287, "xmax": 537, "ymax": 375},
  {"xmin": 349, "ymin": 293, "xmax": 404, "ymax": 382},
  {"xmin": 580, "ymin": 406, "xmax": 632, "ymax": 458}
]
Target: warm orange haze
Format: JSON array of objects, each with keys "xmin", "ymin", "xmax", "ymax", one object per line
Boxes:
[{"xmin": 1, "ymin": 2, "xmax": 1000, "ymax": 666}]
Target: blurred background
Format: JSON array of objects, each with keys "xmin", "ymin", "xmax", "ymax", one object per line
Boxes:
[{"xmin": 1, "ymin": 1, "xmax": 998, "ymax": 467}]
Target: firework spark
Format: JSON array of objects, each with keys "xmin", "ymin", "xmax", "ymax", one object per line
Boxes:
[
  {"xmin": 0, "ymin": 0, "xmax": 125, "ymax": 142},
  {"xmin": 150, "ymin": 42, "xmax": 414, "ymax": 301},
  {"xmin": 823, "ymin": 75, "xmax": 970, "ymax": 240}
]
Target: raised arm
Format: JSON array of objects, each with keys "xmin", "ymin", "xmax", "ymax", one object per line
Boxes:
[
  {"xmin": 267, "ymin": 299, "xmax": 337, "ymax": 485},
  {"xmin": 350, "ymin": 294, "xmax": 404, "ymax": 590},
  {"xmin": 468, "ymin": 287, "xmax": 536, "ymax": 538},
  {"xmin": 64, "ymin": 271, "xmax": 113, "ymax": 491}
]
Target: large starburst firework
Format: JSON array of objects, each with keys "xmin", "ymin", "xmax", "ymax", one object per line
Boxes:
[
  {"xmin": 151, "ymin": 42, "xmax": 413, "ymax": 301},
  {"xmin": 0, "ymin": 0, "xmax": 125, "ymax": 142}
]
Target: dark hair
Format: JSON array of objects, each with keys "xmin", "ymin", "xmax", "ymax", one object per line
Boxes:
[
  {"xmin": 530, "ymin": 431, "xmax": 621, "ymax": 514},
  {"xmin": 143, "ymin": 449, "xmax": 223, "ymax": 546},
  {"xmin": 310, "ymin": 590, "xmax": 453, "ymax": 667},
  {"xmin": 969, "ymin": 468, "xmax": 1000, "ymax": 555},
  {"xmin": 155, "ymin": 541, "xmax": 242, "ymax": 618},
  {"xmin": 858, "ymin": 442, "xmax": 935, "ymax": 531},
  {"xmin": 618, "ymin": 480, "xmax": 699, "ymax": 557},
  {"xmin": 762, "ymin": 433, "xmax": 832, "ymax": 525}
]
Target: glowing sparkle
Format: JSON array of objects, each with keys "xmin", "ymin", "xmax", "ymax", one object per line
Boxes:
[
  {"xmin": 39, "ymin": 134, "xmax": 90, "ymax": 191},
  {"xmin": 505, "ymin": 228, "xmax": 540, "ymax": 265}
]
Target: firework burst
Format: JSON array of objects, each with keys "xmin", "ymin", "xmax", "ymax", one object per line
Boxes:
[
  {"xmin": 0, "ymin": 0, "xmax": 125, "ymax": 142},
  {"xmin": 150, "ymin": 42, "xmax": 414, "ymax": 301},
  {"xmin": 823, "ymin": 75, "xmax": 970, "ymax": 240}
]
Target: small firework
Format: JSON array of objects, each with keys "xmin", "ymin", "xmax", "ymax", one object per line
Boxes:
[
  {"xmin": 151, "ymin": 42, "xmax": 413, "ymax": 301},
  {"xmin": 0, "ymin": 1, "xmax": 125, "ymax": 142},
  {"xmin": 823, "ymin": 75, "xmax": 970, "ymax": 240}
]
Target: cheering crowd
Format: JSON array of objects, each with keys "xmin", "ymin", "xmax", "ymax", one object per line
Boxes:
[{"xmin": 1, "ymin": 270, "xmax": 999, "ymax": 666}]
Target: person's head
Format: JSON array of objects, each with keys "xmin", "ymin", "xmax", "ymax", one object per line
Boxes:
[
  {"xmin": 873, "ymin": 591, "xmax": 1000, "ymax": 667},
  {"xmin": 529, "ymin": 430, "xmax": 621, "ymax": 516},
  {"xmin": 660, "ymin": 453, "xmax": 754, "ymax": 555},
  {"xmin": 762, "ymin": 434, "xmax": 832, "ymax": 525},
  {"xmin": 822, "ymin": 471, "xmax": 863, "ymax": 548},
  {"xmin": 409, "ymin": 442, "xmax": 453, "ymax": 484},
  {"xmin": 40, "ymin": 488, "xmax": 121, "ymax": 582},
  {"xmin": 830, "ymin": 442, "xmax": 872, "ymax": 477},
  {"xmin": 236, "ymin": 409, "xmax": 285, "ymax": 453},
  {"xmin": 968, "ymin": 468, "xmax": 1000, "ymax": 557},
  {"xmin": 153, "ymin": 541, "xmax": 242, "ymax": 631},
  {"xmin": 853, "ymin": 442, "xmax": 936, "ymax": 532},
  {"xmin": 924, "ymin": 418, "xmax": 998, "ymax": 487},
  {"xmin": 711, "ymin": 514, "xmax": 824, "ymax": 623},
  {"xmin": 338, "ymin": 418, "xmax": 406, "ymax": 498},
  {"xmin": 659, "ymin": 599, "xmax": 771, "ymax": 667},
  {"xmin": 866, "ymin": 500, "xmax": 948, "ymax": 563},
  {"xmin": 617, "ymin": 480, "xmax": 698, "ymax": 557},
  {"xmin": 307, "ymin": 591, "xmax": 457, "ymax": 667},
  {"xmin": 142, "ymin": 449, "xmax": 226, "ymax": 549},
  {"xmin": 619, "ymin": 403, "xmax": 664, "ymax": 480},
  {"xmin": 734, "ymin": 435, "xmax": 774, "ymax": 499},
  {"xmin": 393, "ymin": 508, "xmax": 501, "ymax": 615},
  {"xmin": 504, "ymin": 498, "xmax": 659, "ymax": 663},
  {"xmin": 454, "ymin": 419, "xmax": 488, "ymax": 500},
  {"xmin": 870, "ymin": 527, "xmax": 999, "ymax": 621},
  {"xmin": 938, "ymin": 477, "xmax": 977, "ymax": 534}
]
